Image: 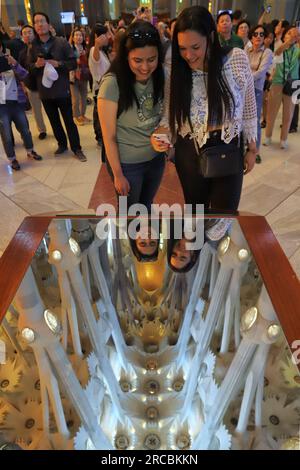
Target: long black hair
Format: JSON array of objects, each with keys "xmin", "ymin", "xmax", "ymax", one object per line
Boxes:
[
  {"xmin": 167, "ymin": 219, "xmax": 201, "ymax": 274},
  {"xmin": 170, "ymin": 6, "xmax": 235, "ymax": 137},
  {"xmin": 108, "ymin": 20, "xmax": 164, "ymax": 115}
]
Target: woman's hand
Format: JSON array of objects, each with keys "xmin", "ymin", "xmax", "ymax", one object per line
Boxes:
[
  {"xmin": 151, "ymin": 134, "xmax": 170, "ymax": 152},
  {"xmin": 95, "ymin": 34, "xmax": 108, "ymax": 49},
  {"xmin": 114, "ymin": 174, "xmax": 130, "ymax": 196},
  {"xmin": 6, "ymin": 54, "xmax": 17, "ymax": 66},
  {"xmin": 243, "ymin": 150, "xmax": 256, "ymax": 174}
]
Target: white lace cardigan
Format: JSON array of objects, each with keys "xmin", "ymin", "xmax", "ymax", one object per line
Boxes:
[{"xmin": 160, "ymin": 47, "xmax": 257, "ymax": 148}]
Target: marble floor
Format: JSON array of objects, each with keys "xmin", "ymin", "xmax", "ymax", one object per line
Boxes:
[{"xmin": 0, "ymin": 100, "xmax": 299, "ymax": 277}]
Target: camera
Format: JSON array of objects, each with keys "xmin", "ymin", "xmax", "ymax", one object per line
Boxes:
[
  {"xmin": 0, "ymin": 55, "xmax": 11, "ymax": 73},
  {"xmin": 140, "ymin": 7, "xmax": 145, "ymax": 13}
]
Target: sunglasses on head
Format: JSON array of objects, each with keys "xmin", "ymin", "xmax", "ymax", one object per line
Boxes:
[
  {"xmin": 253, "ymin": 31, "xmax": 265, "ymax": 38},
  {"xmin": 127, "ymin": 30, "xmax": 158, "ymax": 40}
]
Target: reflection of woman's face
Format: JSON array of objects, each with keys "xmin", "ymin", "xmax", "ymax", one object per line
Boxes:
[
  {"xmin": 136, "ymin": 237, "xmax": 158, "ymax": 256},
  {"xmin": 170, "ymin": 239, "xmax": 192, "ymax": 271}
]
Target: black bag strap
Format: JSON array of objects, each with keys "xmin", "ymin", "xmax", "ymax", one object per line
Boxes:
[
  {"xmin": 283, "ymin": 49, "xmax": 292, "ymax": 79},
  {"xmin": 256, "ymin": 49, "xmax": 265, "ymax": 71}
]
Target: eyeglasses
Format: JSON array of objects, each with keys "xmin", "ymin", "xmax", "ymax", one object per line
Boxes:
[
  {"xmin": 128, "ymin": 30, "xmax": 158, "ymax": 40},
  {"xmin": 253, "ymin": 32, "xmax": 265, "ymax": 38},
  {"xmin": 34, "ymin": 19, "xmax": 48, "ymax": 25}
]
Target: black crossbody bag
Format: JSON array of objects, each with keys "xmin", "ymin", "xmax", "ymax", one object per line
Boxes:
[
  {"xmin": 189, "ymin": 116, "xmax": 241, "ymax": 178},
  {"xmin": 197, "ymin": 139, "xmax": 241, "ymax": 178},
  {"xmin": 282, "ymin": 50, "xmax": 294, "ymax": 96}
]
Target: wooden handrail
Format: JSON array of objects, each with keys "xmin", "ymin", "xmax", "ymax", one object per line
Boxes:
[
  {"xmin": 0, "ymin": 216, "xmax": 52, "ymax": 324},
  {"xmin": 239, "ymin": 215, "xmax": 300, "ymax": 355}
]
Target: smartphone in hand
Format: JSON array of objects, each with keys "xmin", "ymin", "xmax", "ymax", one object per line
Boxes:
[{"xmin": 152, "ymin": 133, "xmax": 172, "ymax": 146}]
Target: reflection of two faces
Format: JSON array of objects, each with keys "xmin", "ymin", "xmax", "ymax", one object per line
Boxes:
[{"xmin": 170, "ymin": 238, "xmax": 192, "ymax": 271}]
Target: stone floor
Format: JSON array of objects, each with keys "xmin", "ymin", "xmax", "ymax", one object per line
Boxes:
[{"xmin": 0, "ymin": 98, "xmax": 299, "ymax": 277}]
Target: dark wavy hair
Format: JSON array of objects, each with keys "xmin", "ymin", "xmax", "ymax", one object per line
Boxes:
[
  {"xmin": 108, "ymin": 20, "xmax": 164, "ymax": 115},
  {"xmin": 167, "ymin": 238, "xmax": 200, "ymax": 274},
  {"xmin": 170, "ymin": 6, "xmax": 235, "ymax": 137}
]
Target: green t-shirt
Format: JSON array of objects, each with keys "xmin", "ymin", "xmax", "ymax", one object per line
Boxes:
[
  {"xmin": 218, "ymin": 33, "xmax": 244, "ymax": 50},
  {"xmin": 272, "ymin": 46, "xmax": 300, "ymax": 85},
  {"xmin": 98, "ymin": 73, "xmax": 163, "ymax": 164}
]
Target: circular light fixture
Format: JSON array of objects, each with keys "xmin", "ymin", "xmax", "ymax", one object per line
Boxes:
[
  {"xmin": 120, "ymin": 380, "xmax": 131, "ymax": 393},
  {"xmin": 218, "ymin": 236, "xmax": 231, "ymax": 256},
  {"xmin": 172, "ymin": 379, "xmax": 184, "ymax": 392},
  {"xmin": 69, "ymin": 237, "xmax": 81, "ymax": 257},
  {"xmin": 44, "ymin": 309, "xmax": 62, "ymax": 335},
  {"xmin": 146, "ymin": 360, "xmax": 158, "ymax": 371},
  {"xmin": 0, "ymin": 380, "xmax": 9, "ymax": 389},
  {"xmin": 144, "ymin": 433, "xmax": 161, "ymax": 450},
  {"xmin": 25, "ymin": 418, "xmax": 35, "ymax": 429},
  {"xmin": 50, "ymin": 250, "xmax": 62, "ymax": 262},
  {"xmin": 21, "ymin": 327, "xmax": 35, "ymax": 344},
  {"xmin": 35, "ymin": 380, "xmax": 40, "ymax": 390},
  {"xmin": 146, "ymin": 407, "xmax": 159, "ymax": 421},
  {"xmin": 241, "ymin": 307, "xmax": 258, "ymax": 332},
  {"xmin": 267, "ymin": 323, "xmax": 281, "ymax": 341},
  {"xmin": 238, "ymin": 248, "xmax": 250, "ymax": 262},
  {"xmin": 176, "ymin": 434, "xmax": 191, "ymax": 450},
  {"xmin": 115, "ymin": 435, "xmax": 129, "ymax": 450},
  {"xmin": 145, "ymin": 380, "xmax": 160, "ymax": 395},
  {"xmin": 269, "ymin": 415, "xmax": 280, "ymax": 426}
]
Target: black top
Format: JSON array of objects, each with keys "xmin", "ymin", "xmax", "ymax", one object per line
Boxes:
[{"xmin": 27, "ymin": 35, "xmax": 77, "ymax": 99}]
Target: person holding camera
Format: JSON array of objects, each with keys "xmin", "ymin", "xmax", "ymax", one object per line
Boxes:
[
  {"xmin": 0, "ymin": 39, "xmax": 42, "ymax": 171},
  {"xmin": 264, "ymin": 27, "xmax": 300, "ymax": 149},
  {"xmin": 27, "ymin": 12, "xmax": 87, "ymax": 161}
]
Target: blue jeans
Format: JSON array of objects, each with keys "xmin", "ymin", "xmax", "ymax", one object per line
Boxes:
[
  {"xmin": 255, "ymin": 88, "xmax": 264, "ymax": 150},
  {"xmin": 109, "ymin": 154, "xmax": 165, "ymax": 212},
  {"xmin": 0, "ymin": 101, "xmax": 33, "ymax": 161}
]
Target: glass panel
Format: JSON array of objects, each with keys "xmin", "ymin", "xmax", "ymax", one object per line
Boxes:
[{"xmin": 0, "ymin": 217, "xmax": 299, "ymax": 450}]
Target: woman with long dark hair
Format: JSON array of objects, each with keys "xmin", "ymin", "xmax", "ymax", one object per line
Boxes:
[
  {"xmin": 98, "ymin": 21, "xmax": 165, "ymax": 211},
  {"xmin": 69, "ymin": 27, "xmax": 90, "ymax": 126},
  {"xmin": 152, "ymin": 6, "xmax": 257, "ymax": 212}
]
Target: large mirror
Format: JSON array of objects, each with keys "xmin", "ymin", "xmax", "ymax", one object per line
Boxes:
[{"xmin": 0, "ymin": 217, "xmax": 299, "ymax": 450}]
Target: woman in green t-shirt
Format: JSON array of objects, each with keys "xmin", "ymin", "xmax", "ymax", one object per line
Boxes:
[
  {"xmin": 264, "ymin": 27, "xmax": 300, "ymax": 149},
  {"xmin": 98, "ymin": 21, "xmax": 165, "ymax": 212}
]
